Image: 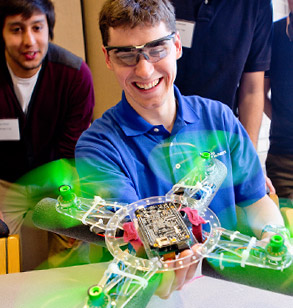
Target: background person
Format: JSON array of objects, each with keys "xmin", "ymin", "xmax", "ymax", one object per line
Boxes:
[
  {"xmin": 265, "ymin": 0, "xmax": 293, "ymax": 201},
  {"xmin": 171, "ymin": 0, "xmax": 276, "ymax": 194},
  {"xmin": 0, "ymin": 0, "xmax": 95, "ymax": 268},
  {"xmin": 171, "ymin": 0, "xmax": 273, "ymax": 149}
]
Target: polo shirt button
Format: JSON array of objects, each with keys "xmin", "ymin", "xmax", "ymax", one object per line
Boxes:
[{"xmin": 154, "ymin": 127, "xmax": 159, "ymax": 132}]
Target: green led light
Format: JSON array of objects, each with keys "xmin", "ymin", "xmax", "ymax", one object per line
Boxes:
[
  {"xmin": 59, "ymin": 184, "xmax": 71, "ymax": 194},
  {"xmin": 200, "ymin": 151, "xmax": 211, "ymax": 160},
  {"xmin": 88, "ymin": 286, "xmax": 103, "ymax": 299},
  {"xmin": 269, "ymin": 234, "xmax": 285, "ymax": 253},
  {"xmin": 87, "ymin": 285, "xmax": 109, "ymax": 308},
  {"xmin": 58, "ymin": 184, "xmax": 78, "ymax": 208},
  {"xmin": 265, "ymin": 234, "xmax": 287, "ymax": 261}
]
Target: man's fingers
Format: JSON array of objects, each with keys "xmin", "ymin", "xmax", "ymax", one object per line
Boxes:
[
  {"xmin": 155, "ymin": 244, "xmax": 203, "ymax": 298},
  {"xmin": 154, "ymin": 269, "xmax": 175, "ymax": 299},
  {"xmin": 176, "ymin": 244, "xmax": 202, "ymax": 289}
]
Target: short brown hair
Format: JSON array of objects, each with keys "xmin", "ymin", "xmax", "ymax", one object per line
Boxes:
[{"xmin": 99, "ymin": 0, "xmax": 176, "ymax": 46}]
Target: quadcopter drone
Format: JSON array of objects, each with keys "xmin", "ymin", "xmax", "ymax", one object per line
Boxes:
[{"xmin": 54, "ymin": 152, "xmax": 292, "ymax": 308}]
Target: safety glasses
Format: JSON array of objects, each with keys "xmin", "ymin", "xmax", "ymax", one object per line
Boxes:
[{"xmin": 105, "ymin": 32, "xmax": 176, "ymax": 66}]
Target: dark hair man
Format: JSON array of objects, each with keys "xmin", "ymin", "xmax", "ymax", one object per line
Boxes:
[
  {"xmin": 75, "ymin": 0, "xmax": 285, "ymax": 297},
  {"xmin": 0, "ymin": 0, "xmax": 95, "ymax": 266}
]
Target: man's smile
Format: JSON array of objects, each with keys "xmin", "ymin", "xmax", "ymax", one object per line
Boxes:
[{"xmin": 134, "ymin": 78, "xmax": 161, "ymax": 90}]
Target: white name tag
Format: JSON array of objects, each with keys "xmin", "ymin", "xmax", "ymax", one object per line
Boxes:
[
  {"xmin": 176, "ymin": 20, "xmax": 195, "ymax": 48},
  {"xmin": 0, "ymin": 119, "xmax": 20, "ymax": 141}
]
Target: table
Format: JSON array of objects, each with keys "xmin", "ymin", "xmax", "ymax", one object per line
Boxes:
[{"xmin": 0, "ymin": 262, "xmax": 292, "ymax": 308}]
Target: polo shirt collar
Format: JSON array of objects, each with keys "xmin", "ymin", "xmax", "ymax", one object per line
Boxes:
[
  {"xmin": 115, "ymin": 92, "xmax": 153, "ymax": 136},
  {"xmin": 174, "ymin": 85, "xmax": 199, "ymax": 125},
  {"xmin": 115, "ymin": 86, "xmax": 198, "ymax": 137}
]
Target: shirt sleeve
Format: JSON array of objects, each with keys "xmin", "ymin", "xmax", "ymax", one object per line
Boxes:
[
  {"xmin": 75, "ymin": 125, "xmax": 140, "ymax": 203},
  {"xmin": 243, "ymin": 0, "xmax": 273, "ymax": 72}
]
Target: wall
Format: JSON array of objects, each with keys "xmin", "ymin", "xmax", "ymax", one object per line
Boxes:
[
  {"xmin": 273, "ymin": 0, "xmax": 289, "ymax": 20},
  {"xmin": 52, "ymin": 0, "xmax": 85, "ymax": 59},
  {"xmin": 53, "ymin": 0, "xmax": 121, "ymax": 119},
  {"xmin": 82, "ymin": 0, "xmax": 122, "ymax": 119}
]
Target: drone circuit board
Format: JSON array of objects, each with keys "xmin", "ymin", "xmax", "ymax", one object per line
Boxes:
[{"xmin": 134, "ymin": 202, "xmax": 191, "ymax": 256}]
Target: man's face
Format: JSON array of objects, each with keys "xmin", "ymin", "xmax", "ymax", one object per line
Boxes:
[
  {"xmin": 102, "ymin": 22, "xmax": 182, "ymax": 115},
  {"xmin": 2, "ymin": 12, "xmax": 49, "ymax": 78}
]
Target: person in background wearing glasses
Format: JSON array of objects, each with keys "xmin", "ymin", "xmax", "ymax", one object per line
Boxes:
[
  {"xmin": 75, "ymin": 0, "xmax": 284, "ymax": 298},
  {"xmin": 265, "ymin": 0, "xmax": 293, "ymax": 202}
]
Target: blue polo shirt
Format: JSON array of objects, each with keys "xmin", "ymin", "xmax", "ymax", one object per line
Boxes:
[
  {"xmin": 266, "ymin": 18, "xmax": 293, "ymax": 154},
  {"xmin": 75, "ymin": 86, "xmax": 265, "ymax": 230},
  {"xmin": 172, "ymin": 0, "xmax": 272, "ymax": 112}
]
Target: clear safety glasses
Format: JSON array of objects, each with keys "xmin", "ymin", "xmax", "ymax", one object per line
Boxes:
[{"xmin": 105, "ymin": 32, "xmax": 176, "ymax": 67}]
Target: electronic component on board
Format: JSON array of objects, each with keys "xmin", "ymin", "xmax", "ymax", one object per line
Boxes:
[{"xmin": 135, "ymin": 202, "xmax": 191, "ymax": 255}]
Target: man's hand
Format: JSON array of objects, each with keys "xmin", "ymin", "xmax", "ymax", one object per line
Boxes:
[{"xmin": 155, "ymin": 244, "xmax": 202, "ymax": 299}]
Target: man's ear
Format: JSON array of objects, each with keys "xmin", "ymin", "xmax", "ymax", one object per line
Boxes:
[
  {"xmin": 174, "ymin": 31, "xmax": 183, "ymax": 60},
  {"xmin": 102, "ymin": 45, "xmax": 113, "ymax": 70}
]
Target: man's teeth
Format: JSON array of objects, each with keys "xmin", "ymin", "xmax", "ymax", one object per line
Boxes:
[
  {"xmin": 136, "ymin": 79, "xmax": 159, "ymax": 90},
  {"xmin": 24, "ymin": 52, "xmax": 35, "ymax": 56}
]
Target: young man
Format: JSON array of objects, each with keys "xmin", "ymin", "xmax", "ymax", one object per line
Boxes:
[
  {"xmin": 0, "ymin": 0, "xmax": 95, "ymax": 268},
  {"xmin": 75, "ymin": 0, "xmax": 284, "ymax": 297},
  {"xmin": 0, "ymin": 0, "xmax": 94, "ymax": 184},
  {"xmin": 265, "ymin": 0, "xmax": 293, "ymax": 200},
  {"xmin": 0, "ymin": 0, "xmax": 94, "ymax": 231}
]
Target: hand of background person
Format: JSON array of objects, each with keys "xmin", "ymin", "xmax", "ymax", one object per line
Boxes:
[
  {"xmin": 155, "ymin": 244, "xmax": 202, "ymax": 299},
  {"xmin": 265, "ymin": 175, "xmax": 276, "ymax": 195}
]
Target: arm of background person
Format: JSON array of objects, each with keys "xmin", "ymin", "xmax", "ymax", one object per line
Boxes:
[
  {"xmin": 238, "ymin": 71, "xmax": 265, "ymax": 148},
  {"xmin": 263, "ymin": 77, "xmax": 276, "ymax": 194},
  {"xmin": 264, "ymin": 77, "xmax": 272, "ymax": 119},
  {"xmin": 238, "ymin": 72, "xmax": 275, "ymax": 193},
  {"xmin": 237, "ymin": 0, "xmax": 272, "ymax": 148}
]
